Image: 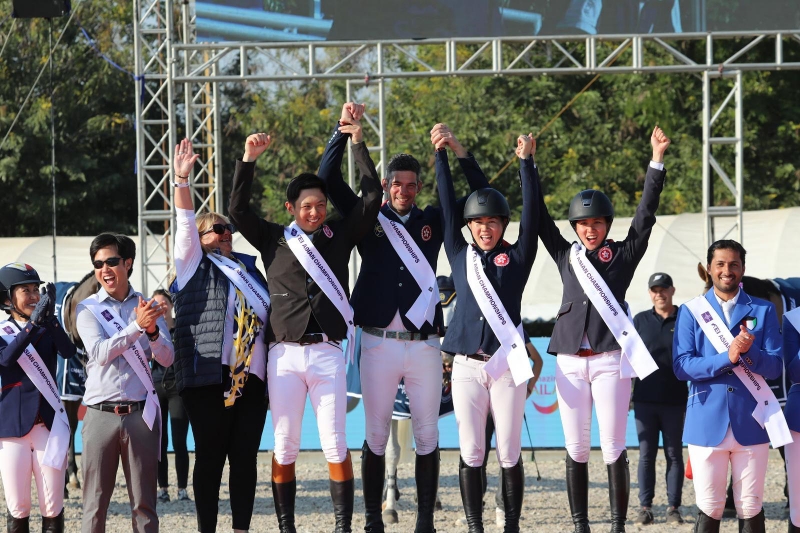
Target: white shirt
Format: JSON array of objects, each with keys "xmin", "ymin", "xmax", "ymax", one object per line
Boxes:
[
  {"xmin": 174, "ymin": 208, "xmax": 266, "ymax": 381},
  {"xmin": 714, "ymin": 289, "xmax": 741, "ymax": 326}
]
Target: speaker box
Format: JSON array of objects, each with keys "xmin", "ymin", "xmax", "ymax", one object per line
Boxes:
[{"xmin": 12, "ymin": 0, "xmax": 71, "ymax": 19}]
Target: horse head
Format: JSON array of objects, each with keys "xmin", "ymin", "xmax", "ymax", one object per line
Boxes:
[{"xmin": 63, "ymin": 272, "xmax": 101, "ymax": 350}]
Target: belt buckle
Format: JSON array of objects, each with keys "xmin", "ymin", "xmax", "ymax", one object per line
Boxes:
[{"xmin": 113, "ymin": 404, "xmax": 131, "ymax": 415}]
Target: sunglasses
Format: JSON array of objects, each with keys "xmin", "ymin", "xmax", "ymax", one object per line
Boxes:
[
  {"xmin": 92, "ymin": 257, "xmax": 123, "ymax": 269},
  {"xmin": 201, "ymin": 223, "xmax": 236, "ymax": 236}
]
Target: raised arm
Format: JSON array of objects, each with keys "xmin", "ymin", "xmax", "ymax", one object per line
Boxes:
[
  {"xmin": 319, "ymin": 102, "xmax": 364, "ymax": 217},
  {"xmin": 534, "ymin": 148, "xmax": 571, "ymax": 264},
  {"xmin": 228, "ymin": 133, "xmax": 275, "ymax": 249},
  {"xmin": 432, "ymin": 131, "xmax": 468, "ymax": 261},
  {"xmin": 172, "ymin": 139, "xmax": 206, "ymax": 290},
  {"xmin": 342, "ymin": 139, "xmax": 383, "ymax": 245},
  {"xmin": 515, "ymin": 134, "xmax": 540, "ymax": 267},
  {"xmin": 431, "ymin": 123, "xmax": 490, "ymax": 221},
  {"xmin": 622, "ymin": 126, "xmax": 670, "ymax": 262}
]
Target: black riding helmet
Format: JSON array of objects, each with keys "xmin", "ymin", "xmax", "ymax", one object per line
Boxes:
[
  {"xmin": 568, "ymin": 189, "xmax": 614, "ymax": 231},
  {"xmin": 0, "ymin": 263, "xmax": 44, "ymax": 311},
  {"xmin": 463, "ymin": 188, "xmax": 511, "ymax": 223}
]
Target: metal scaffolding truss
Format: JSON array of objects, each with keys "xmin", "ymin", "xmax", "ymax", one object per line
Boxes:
[{"xmin": 134, "ymin": 0, "xmax": 800, "ymax": 294}]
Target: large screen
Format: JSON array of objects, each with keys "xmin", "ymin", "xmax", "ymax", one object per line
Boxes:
[{"xmin": 196, "ymin": 0, "xmax": 799, "ymax": 43}]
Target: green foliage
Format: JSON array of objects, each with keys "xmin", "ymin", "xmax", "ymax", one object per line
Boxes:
[{"xmin": 0, "ymin": 0, "xmax": 137, "ymax": 237}]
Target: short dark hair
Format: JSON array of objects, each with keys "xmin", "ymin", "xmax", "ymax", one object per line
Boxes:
[
  {"xmin": 90, "ymin": 233, "xmax": 136, "ymax": 277},
  {"xmin": 707, "ymin": 239, "xmax": 746, "ymax": 266},
  {"xmin": 386, "ymin": 153, "xmax": 421, "ymax": 182},
  {"xmin": 151, "ymin": 288, "xmax": 173, "ymax": 304},
  {"xmin": 286, "ymin": 173, "xmax": 326, "ymax": 205}
]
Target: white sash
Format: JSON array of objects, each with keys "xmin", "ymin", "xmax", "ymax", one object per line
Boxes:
[
  {"xmin": 80, "ymin": 296, "xmax": 160, "ymax": 433},
  {"xmin": 0, "ymin": 321, "xmax": 69, "ymax": 470},
  {"xmin": 465, "ymin": 246, "xmax": 533, "ymax": 386},
  {"xmin": 569, "ymin": 243, "xmax": 658, "ymax": 379},
  {"xmin": 284, "ymin": 222, "xmax": 356, "ymax": 362},
  {"xmin": 684, "ymin": 295, "xmax": 793, "ymax": 448},
  {"xmin": 785, "ymin": 307, "xmax": 800, "ymax": 334},
  {"xmin": 377, "ymin": 212, "xmax": 438, "ymax": 329},
  {"xmin": 207, "ymin": 253, "xmax": 270, "ymax": 323}
]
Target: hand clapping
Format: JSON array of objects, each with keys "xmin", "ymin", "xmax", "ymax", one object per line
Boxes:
[
  {"xmin": 728, "ymin": 324, "xmax": 754, "ymax": 364},
  {"xmin": 135, "ymin": 296, "xmax": 167, "ymax": 335}
]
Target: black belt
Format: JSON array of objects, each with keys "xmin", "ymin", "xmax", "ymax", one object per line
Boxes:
[
  {"xmin": 361, "ymin": 327, "xmax": 433, "ymax": 342},
  {"xmin": 87, "ymin": 401, "xmax": 146, "ymax": 415},
  {"xmin": 465, "ymin": 354, "xmax": 492, "ymax": 362},
  {"xmin": 296, "ymin": 333, "xmax": 340, "ymax": 345}
]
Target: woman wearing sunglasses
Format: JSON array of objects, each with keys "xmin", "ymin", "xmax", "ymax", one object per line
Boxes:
[{"xmin": 170, "ymin": 138, "xmax": 270, "ymax": 533}]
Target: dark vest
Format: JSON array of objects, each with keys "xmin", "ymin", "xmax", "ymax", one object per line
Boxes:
[{"xmin": 172, "ymin": 253, "xmax": 267, "ymax": 392}]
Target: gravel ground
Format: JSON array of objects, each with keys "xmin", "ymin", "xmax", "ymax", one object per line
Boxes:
[{"xmin": 1, "ymin": 448, "xmax": 791, "ymax": 532}]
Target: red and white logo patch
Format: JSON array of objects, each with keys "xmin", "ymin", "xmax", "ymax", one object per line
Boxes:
[
  {"xmin": 493, "ymin": 253, "xmax": 510, "ymax": 267},
  {"xmin": 323, "ymin": 225, "xmax": 334, "ymax": 239},
  {"xmin": 421, "ymin": 225, "xmax": 432, "ymax": 242},
  {"xmin": 598, "ymin": 246, "xmax": 613, "ymax": 262}
]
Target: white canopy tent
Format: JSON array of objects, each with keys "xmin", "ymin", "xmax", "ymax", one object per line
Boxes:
[{"xmin": 2, "ymin": 207, "xmax": 799, "ymax": 319}]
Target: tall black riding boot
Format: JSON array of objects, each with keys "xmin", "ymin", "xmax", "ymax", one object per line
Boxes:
[
  {"xmin": 361, "ymin": 441, "xmax": 386, "ymax": 533},
  {"xmin": 789, "ymin": 518, "xmax": 800, "ymax": 533},
  {"xmin": 694, "ymin": 510, "xmax": 721, "ymax": 533},
  {"xmin": 500, "ymin": 457, "xmax": 524, "ymax": 533},
  {"xmin": 41, "ymin": 509, "xmax": 64, "ymax": 533},
  {"xmin": 459, "ymin": 457, "xmax": 485, "ymax": 533},
  {"xmin": 331, "ymin": 478, "xmax": 354, "ymax": 533},
  {"xmin": 414, "ymin": 447, "xmax": 439, "ymax": 533},
  {"xmin": 272, "ymin": 479, "xmax": 297, "ymax": 533},
  {"xmin": 738, "ymin": 509, "xmax": 766, "ymax": 533},
  {"xmin": 566, "ymin": 454, "xmax": 591, "ymax": 533},
  {"xmin": 607, "ymin": 450, "xmax": 630, "ymax": 533},
  {"xmin": 5, "ymin": 513, "xmax": 29, "ymax": 533}
]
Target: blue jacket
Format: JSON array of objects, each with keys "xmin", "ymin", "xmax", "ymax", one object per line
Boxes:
[
  {"xmin": 320, "ymin": 123, "xmax": 490, "ymax": 334},
  {"xmin": 0, "ymin": 318, "xmax": 76, "ymax": 438},
  {"xmin": 438, "ymin": 152, "xmax": 539, "ymax": 356},
  {"xmin": 782, "ymin": 312, "xmax": 800, "ymax": 433},
  {"xmin": 673, "ymin": 289, "xmax": 783, "ymax": 446}
]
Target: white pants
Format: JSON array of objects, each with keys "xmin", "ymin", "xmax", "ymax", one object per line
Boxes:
[
  {"xmin": 451, "ymin": 355, "xmax": 526, "ymax": 468},
  {"xmin": 268, "ymin": 341, "xmax": 348, "ymax": 465},
  {"xmin": 556, "ymin": 351, "xmax": 631, "ymax": 464},
  {"xmin": 688, "ymin": 426, "xmax": 769, "ymax": 520},
  {"xmin": 784, "ymin": 430, "xmax": 800, "ymax": 527},
  {"xmin": 360, "ymin": 334, "xmax": 442, "ymax": 455},
  {"xmin": 0, "ymin": 424, "xmax": 65, "ymax": 518}
]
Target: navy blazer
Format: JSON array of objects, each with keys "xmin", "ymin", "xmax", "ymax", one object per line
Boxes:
[
  {"xmin": 538, "ymin": 164, "xmax": 666, "ymax": 356},
  {"xmin": 783, "ymin": 312, "xmax": 800, "ymax": 433},
  {"xmin": 0, "ymin": 318, "xmax": 76, "ymax": 438},
  {"xmin": 438, "ymin": 152, "xmax": 539, "ymax": 356},
  {"xmin": 320, "ymin": 124, "xmax": 490, "ymax": 334},
  {"xmin": 673, "ymin": 289, "xmax": 783, "ymax": 446}
]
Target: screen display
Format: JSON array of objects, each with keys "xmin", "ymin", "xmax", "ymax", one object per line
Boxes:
[{"xmin": 196, "ymin": 0, "xmax": 799, "ymax": 43}]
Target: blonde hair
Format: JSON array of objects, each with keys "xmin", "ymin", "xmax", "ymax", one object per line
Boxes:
[{"xmin": 195, "ymin": 212, "xmax": 231, "ymax": 255}]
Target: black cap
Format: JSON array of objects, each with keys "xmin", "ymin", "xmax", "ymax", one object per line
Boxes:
[{"xmin": 648, "ymin": 272, "xmax": 673, "ymax": 289}]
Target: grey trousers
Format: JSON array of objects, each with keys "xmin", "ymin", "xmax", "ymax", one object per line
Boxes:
[{"xmin": 81, "ymin": 407, "xmax": 160, "ymax": 533}]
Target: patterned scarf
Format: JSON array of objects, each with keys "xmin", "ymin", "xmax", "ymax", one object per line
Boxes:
[{"xmin": 224, "ymin": 265, "xmax": 265, "ymax": 407}]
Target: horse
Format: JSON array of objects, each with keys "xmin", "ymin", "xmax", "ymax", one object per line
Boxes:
[{"xmin": 55, "ymin": 271, "xmax": 101, "ymax": 493}]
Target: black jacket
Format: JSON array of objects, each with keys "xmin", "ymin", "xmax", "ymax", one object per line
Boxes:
[
  {"xmin": 632, "ymin": 307, "xmax": 687, "ymax": 405},
  {"xmin": 539, "ymin": 164, "xmax": 667, "ymax": 355},
  {"xmin": 229, "ymin": 141, "xmax": 382, "ymax": 342},
  {"xmin": 438, "ymin": 152, "xmax": 539, "ymax": 356},
  {"xmin": 321, "ymin": 124, "xmax": 490, "ymax": 334}
]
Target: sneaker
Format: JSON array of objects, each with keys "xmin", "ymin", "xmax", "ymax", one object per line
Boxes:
[
  {"xmin": 177, "ymin": 488, "xmax": 191, "ymax": 501},
  {"xmin": 666, "ymin": 506, "xmax": 684, "ymax": 524},
  {"xmin": 636, "ymin": 507, "xmax": 654, "ymax": 525},
  {"xmin": 495, "ymin": 506, "xmax": 505, "ymax": 527},
  {"xmin": 157, "ymin": 488, "xmax": 170, "ymax": 503}
]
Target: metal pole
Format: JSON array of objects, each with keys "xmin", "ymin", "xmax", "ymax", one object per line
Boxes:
[
  {"xmin": 702, "ymin": 70, "xmax": 711, "ymax": 246},
  {"xmin": 735, "ymin": 70, "xmax": 743, "ymax": 244},
  {"xmin": 50, "ymin": 19, "xmax": 57, "ymax": 282}
]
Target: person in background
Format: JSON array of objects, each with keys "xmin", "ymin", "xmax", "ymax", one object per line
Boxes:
[
  {"xmin": 782, "ymin": 305, "xmax": 800, "ymax": 533},
  {"xmin": 150, "ymin": 289, "xmax": 190, "ymax": 503},
  {"xmin": 632, "ymin": 273, "xmax": 687, "ymax": 525}
]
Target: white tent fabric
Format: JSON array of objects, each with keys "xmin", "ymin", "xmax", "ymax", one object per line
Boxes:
[{"xmin": 2, "ymin": 207, "xmax": 799, "ymax": 319}]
